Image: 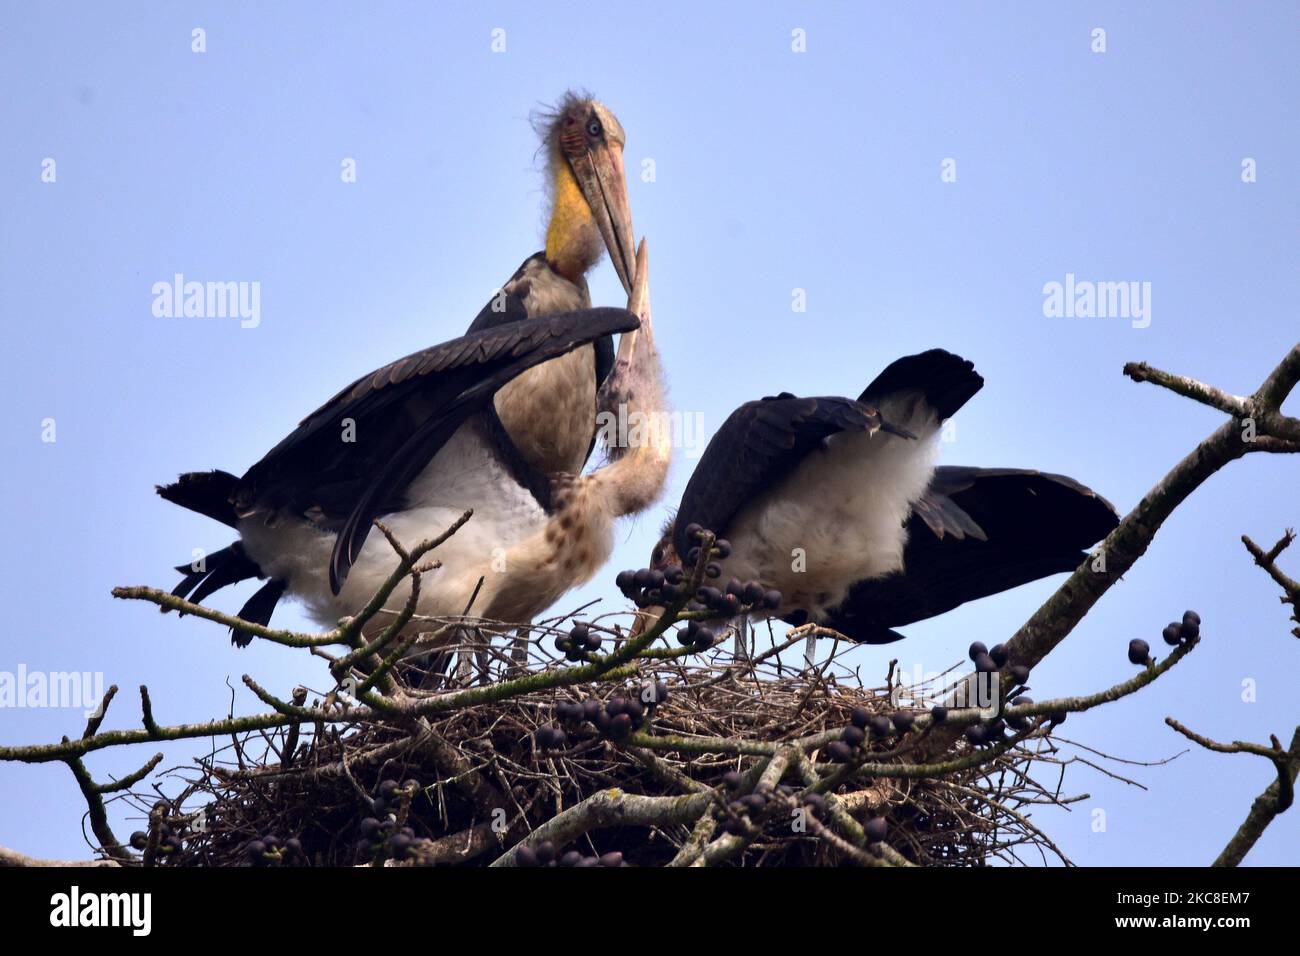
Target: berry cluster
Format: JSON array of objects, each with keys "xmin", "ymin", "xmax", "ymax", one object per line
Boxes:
[
  {"xmin": 554, "ymin": 622, "xmax": 603, "ymax": 663},
  {"xmin": 968, "ymin": 641, "xmax": 1031, "ymax": 687},
  {"xmin": 539, "ymin": 681, "xmax": 671, "ymax": 749},
  {"xmin": 823, "ymin": 706, "xmax": 919, "ymax": 763},
  {"xmin": 128, "ymin": 820, "xmax": 185, "ymax": 859},
  {"xmin": 615, "ymin": 525, "xmax": 782, "ymax": 621},
  {"xmin": 515, "ymin": 840, "xmax": 625, "ymax": 867},
  {"xmin": 1162, "ymin": 610, "xmax": 1201, "ymax": 646},
  {"xmin": 355, "ymin": 778, "xmax": 421, "ymax": 861},
  {"xmin": 1131, "ymin": 610, "xmax": 1201, "ymax": 666},
  {"xmin": 242, "ymin": 833, "xmax": 306, "ymax": 867},
  {"xmin": 128, "ymin": 804, "xmax": 210, "ymax": 863},
  {"xmin": 617, "ymin": 565, "xmax": 687, "ymax": 607}
]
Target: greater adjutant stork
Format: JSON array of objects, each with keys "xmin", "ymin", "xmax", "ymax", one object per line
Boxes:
[
  {"xmin": 158, "ymin": 95, "xmax": 670, "ymax": 644},
  {"xmin": 647, "ymin": 350, "xmax": 1118, "ymax": 645}
]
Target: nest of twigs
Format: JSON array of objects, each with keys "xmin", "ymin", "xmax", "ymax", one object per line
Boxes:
[{"xmin": 115, "ymin": 613, "xmax": 1075, "ymax": 868}]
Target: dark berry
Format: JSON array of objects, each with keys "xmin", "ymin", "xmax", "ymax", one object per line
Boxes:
[
  {"xmin": 973, "ymin": 652, "xmax": 997, "ymax": 673},
  {"xmin": 582, "ymin": 698, "xmax": 601, "ymax": 721},
  {"xmin": 990, "ymin": 644, "xmax": 1010, "ymax": 667},
  {"xmin": 968, "ymin": 641, "xmax": 988, "ymax": 662},
  {"xmin": 722, "ymin": 770, "xmax": 743, "ymax": 790},
  {"xmin": 560, "ymin": 850, "xmax": 583, "ymax": 867},
  {"xmin": 869, "ymin": 715, "xmax": 892, "ymax": 738},
  {"xmin": 851, "ymin": 706, "xmax": 872, "ymax": 729},
  {"xmin": 864, "ymin": 818, "xmax": 888, "ymax": 843},
  {"xmin": 599, "ymin": 852, "xmax": 624, "ymax": 867},
  {"xmin": 930, "ymin": 705, "xmax": 948, "ymax": 723},
  {"xmin": 705, "ymin": 562, "xmax": 722, "ymax": 579},
  {"xmin": 1163, "ymin": 622, "xmax": 1183, "ymax": 646},
  {"xmin": 965, "ymin": 725, "xmax": 988, "ymax": 746},
  {"xmin": 763, "ymin": 590, "xmax": 783, "ymax": 610},
  {"xmin": 841, "ymin": 725, "xmax": 866, "ymax": 747},
  {"xmin": 129, "ymin": 831, "xmax": 148, "ymax": 851},
  {"xmin": 615, "ymin": 570, "xmax": 635, "ymax": 592},
  {"xmin": 535, "ymin": 841, "xmax": 556, "ymax": 865},
  {"xmin": 516, "ymin": 845, "xmax": 539, "ymax": 867},
  {"xmin": 713, "ymin": 539, "xmax": 732, "ymax": 558},
  {"xmin": 1128, "ymin": 638, "xmax": 1151, "ymax": 665},
  {"xmin": 826, "ymin": 741, "xmax": 854, "ymax": 762},
  {"xmin": 610, "ymin": 713, "xmax": 633, "ymax": 737},
  {"xmin": 890, "ymin": 712, "xmax": 915, "ymax": 732},
  {"xmin": 742, "ymin": 581, "xmax": 765, "ymax": 605},
  {"xmin": 1182, "ymin": 610, "xmax": 1201, "ymax": 627},
  {"xmin": 684, "ymin": 522, "xmax": 704, "ymax": 540},
  {"xmin": 1009, "ymin": 665, "xmax": 1031, "ymax": 686},
  {"xmin": 1179, "ymin": 619, "xmax": 1200, "ymax": 641}
]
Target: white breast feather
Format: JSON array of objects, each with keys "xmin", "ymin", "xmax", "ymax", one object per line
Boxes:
[
  {"xmin": 719, "ymin": 391, "xmax": 944, "ymax": 619},
  {"xmin": 239, "ymin": 423, "xmax": 548, "ymax": 630}
]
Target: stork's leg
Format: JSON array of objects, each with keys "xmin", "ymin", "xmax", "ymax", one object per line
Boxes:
[{"xmin": 509, "ymin": 627, "xmax": 531, "ymax": 675}]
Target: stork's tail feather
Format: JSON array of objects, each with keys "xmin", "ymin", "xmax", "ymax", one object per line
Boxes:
[
  {"xmin": 166, "ymin": 542, "xmax": 284, "ymax": 647},
  {"xmin": 232, "ymin": 579, "xmax": 288, "ymax": 648},
  {"xmin": 157, "ymin": 470, "xmax": 241, "ymax": 529}
]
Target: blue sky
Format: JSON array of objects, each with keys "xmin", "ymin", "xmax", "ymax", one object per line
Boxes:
[{"xmin": 1, "ymin": 2, "xmax": 1296, "ymax": 865}]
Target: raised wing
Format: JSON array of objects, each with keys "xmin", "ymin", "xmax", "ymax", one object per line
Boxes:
[{"xmin": 231, "ymin": 308, "xmax": 640, "ymax": 592}]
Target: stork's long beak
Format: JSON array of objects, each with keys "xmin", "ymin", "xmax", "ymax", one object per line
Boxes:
[{"xmin": 572, "ymin": 142, "xmax": 637, "ymax": 296}]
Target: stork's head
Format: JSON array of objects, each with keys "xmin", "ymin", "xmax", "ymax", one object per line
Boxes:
[{"xmin": 538, "ymin": 93, "xmax": 637, "ymax": 294}]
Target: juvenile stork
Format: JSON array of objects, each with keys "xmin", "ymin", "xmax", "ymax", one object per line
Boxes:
[
  {"xmin": 157, "ymin": 95, "xmax": 669, "ymax": 644},
  {"xmin": 646, "ymin": 350, "xmax": 1118, "ymax": 644}
]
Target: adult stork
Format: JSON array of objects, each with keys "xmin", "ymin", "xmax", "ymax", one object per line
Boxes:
[
  {"xmin": 157, "ymin": 96, "xmax": 669, "ymax": 644},
  {"xmin": 476, "ymin": 92, "xmax": 638, "ymax": 478},
  {"xmin": 643, "ymin": 349, "xmax": 1118, "ymax": 645}
]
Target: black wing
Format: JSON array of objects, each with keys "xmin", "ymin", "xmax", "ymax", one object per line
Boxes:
[
  {"xmin": 816, "ymin": 467, "xmax": 1119, "ymax": 643},
  {"xmin": 232, "ymin": 308, "xmax": 640, "ymax": 592},
  {"xmin": 858, "ymin": 348, "xmax": 984, "ymax": 421},
  {"xmin": 672, "ymin": 395, "xmax": 893, "ymax": 559}
]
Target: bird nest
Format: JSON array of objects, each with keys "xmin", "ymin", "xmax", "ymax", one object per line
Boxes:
[{"xmin": 115, "ymin": 617, "xmax": 1078, "ymax": 868}]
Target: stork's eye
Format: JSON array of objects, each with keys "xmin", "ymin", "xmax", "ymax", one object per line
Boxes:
[{"xmin": 586, "ymin": 119, "xmax": 603, "ymax": 138}]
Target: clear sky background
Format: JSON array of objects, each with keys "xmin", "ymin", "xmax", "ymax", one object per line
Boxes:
[{"xmin": 1, "ymin": 2, "xmax": 1296, "ymax": 865}]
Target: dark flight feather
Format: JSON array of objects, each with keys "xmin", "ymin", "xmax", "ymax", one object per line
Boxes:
[
  {"xmin": 858, "ymin": 349, "xmax": 984, "ymax": 421},
  {"xmin": 156, "ymin": 470, "xmax": 240, "ymax": 529},
  {"xmin": 814, "ymin": 467, "xmax": 1119, "ymax": 643}
]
